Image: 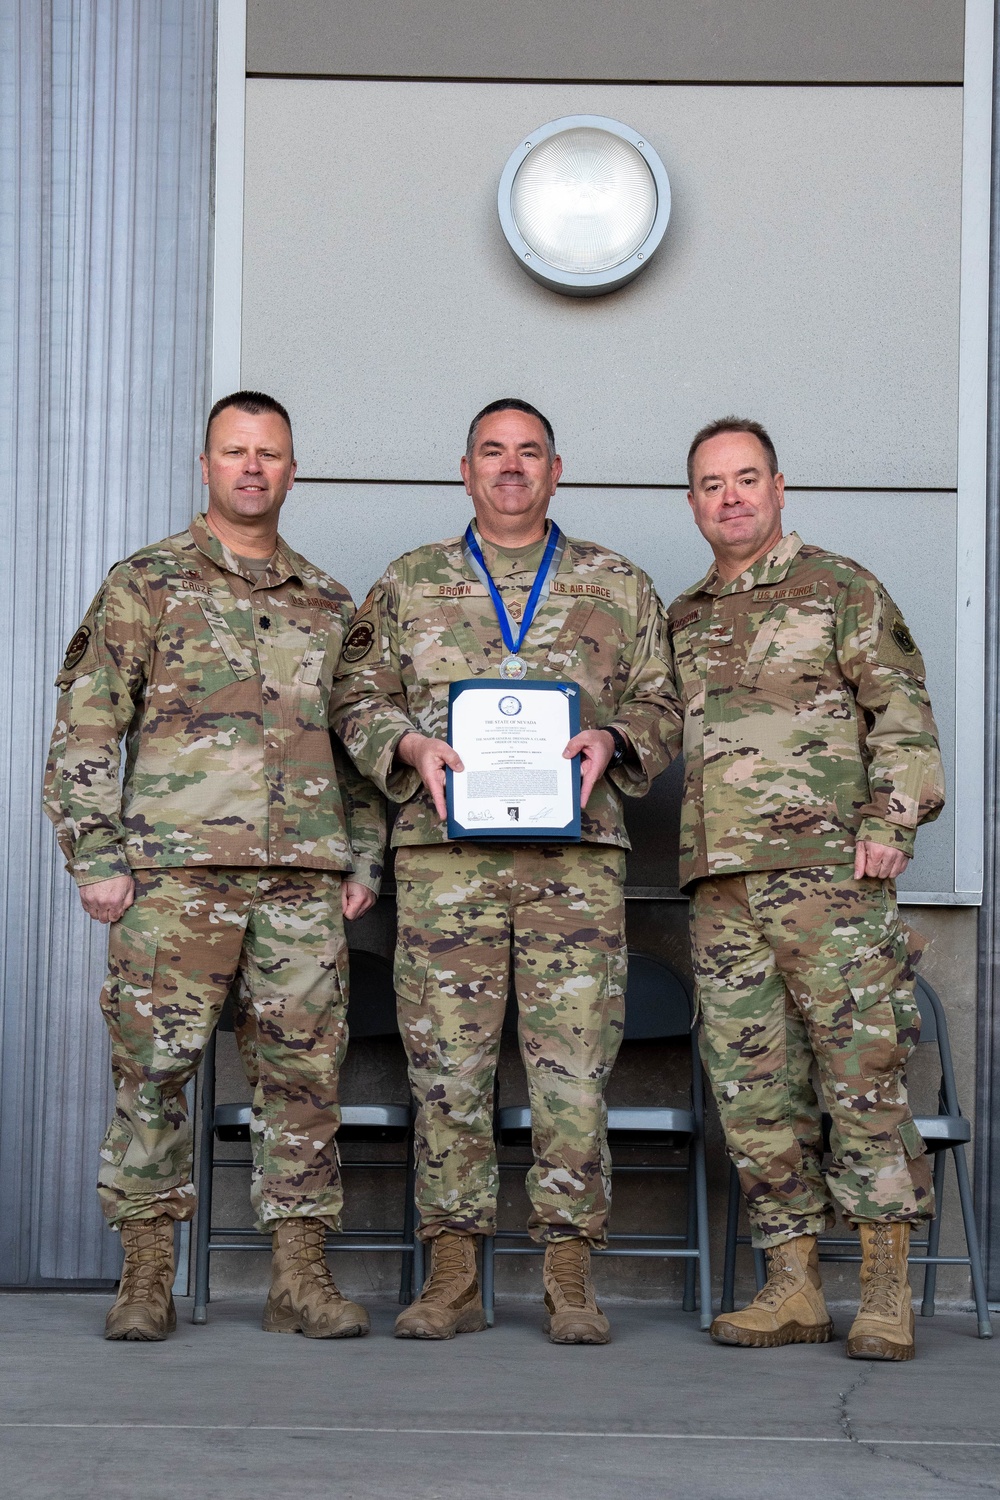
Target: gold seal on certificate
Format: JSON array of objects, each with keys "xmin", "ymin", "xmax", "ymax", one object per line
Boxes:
[{"xmin": 446, "ymin": 679, "xmax": 581, "ymax": 841}]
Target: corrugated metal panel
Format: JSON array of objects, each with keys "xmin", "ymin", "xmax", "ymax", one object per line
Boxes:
[{"xmin": 0, "ymin": 0, "xmax": 214, "ymax": 1283}]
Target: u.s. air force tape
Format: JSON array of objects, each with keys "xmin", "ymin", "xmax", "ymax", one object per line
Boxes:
[
  {"xmin": 342, "ymin": 619, "xmax": 376, "ymax": 663},
  {"xmin": 63, "ymin": 627, "xmax": 91, "ymax": 670}
]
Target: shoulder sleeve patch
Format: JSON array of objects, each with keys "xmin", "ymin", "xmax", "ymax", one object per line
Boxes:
[
  {"xmin": 55, "ymin": 611, "xmax": 103, "ymax": 688},
  {"xmin": 874, "ymin": 595, "xmax": 927, "ymax": 680},
  {"xmin": 890, "ymin": 616, "xmax": 917, "ymax": 656},
  {"xmin": 341, "ymin": 618, "xmax": 376, "ymax": 663},
  {"xmin": 337, "ymin": 583, "xmax": 388, "ymax": 672},
  {"xmin": 62, "ymin": 626, "xmax": 91, "ymax": 671}
]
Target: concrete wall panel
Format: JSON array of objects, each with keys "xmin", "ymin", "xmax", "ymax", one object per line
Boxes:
[
  {"xmin": 247, "ymin": 0, "xmax": 965, "ymax": 85},
  {"xmin": 243, "ymin": 80, "xmax": 962, "ymax": 490}
]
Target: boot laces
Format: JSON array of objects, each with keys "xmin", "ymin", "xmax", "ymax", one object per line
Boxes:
[
  {"xmin": 420, "ymin": 1234, "xmax": 473, "ymax": 1302},
  {"xmin": 861, "ymin": 1224, "xmax": 903, "ymax": 1319},
  {"xmin": 286, "ymin": 1220, "xmax": 342, "ymax": 1296},
  {"xmin": 754, "ymin": 1246, "xmax": 799, "ymax": 1309},
  {"xmin": 120, "ymin": 1222, "xmax": 172, "ymax": 1300},
  {"xmin": 548, "ymin": 1240, "xmax": 589, "ymax": 1308}
]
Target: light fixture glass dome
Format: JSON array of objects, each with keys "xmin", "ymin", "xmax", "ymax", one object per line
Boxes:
[
  {"xmin": 497, "ymin": 116, "xmax": 671, "ymax": 296},
  {"xmin": 510, "ymin": 127, "xmax": 657, "ymax": 274}
]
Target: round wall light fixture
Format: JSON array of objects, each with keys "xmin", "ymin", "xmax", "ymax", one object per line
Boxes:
[{"xmin": 497, "ymin": 115, "xmax": 670, "ymax": 297}]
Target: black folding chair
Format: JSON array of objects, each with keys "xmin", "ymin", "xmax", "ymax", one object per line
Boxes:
[
  {"xmin": 192, "ymin": 948, "xmax": 421, "ymax": 1323},
  {"xmin": 481, "ymin": 952, "xmax": 712, "ymax": 1329},
  {"xmin": 721, "ymin": 976, "xmax": 992, "ymax": 1337}
]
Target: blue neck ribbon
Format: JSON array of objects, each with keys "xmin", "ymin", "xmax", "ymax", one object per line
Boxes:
[{"xmin": 463, "ymin": 521, "xmax": 564, "ymax": 660}]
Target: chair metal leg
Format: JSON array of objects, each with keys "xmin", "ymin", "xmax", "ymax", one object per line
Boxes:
[
  {"xmin": 721, "ymin": 1163, "xmax": 741, "ymax": 1314},
  {"xmin": 920, "ymin": 1151, "xmax": 947, "ymax": 1317},
  {"xmin": 481, "ymin": 1234, "xmax": 495, "ymax": 1327},
  {"xmin": 192, "ymin": 1030, "xmax": 217, "ymax": 1325},
  {"xmin": 172, "ymin": 1080, "xmax": 196, "ymax": 1298},
  {"xmin": 399, "ymin": 1129, "xmax": 416, "ymax": 1305},
  {"xmin": 682, "ymin": 1141, "xmax": 697, "ymax": 1312},
  {"xmin": 694, "ymin": 1129, "xmax": 713, "ymax": 1329},
  {"xmin": 951, "ymin": 1143, "xmax": 994, "ymax": 1338}
]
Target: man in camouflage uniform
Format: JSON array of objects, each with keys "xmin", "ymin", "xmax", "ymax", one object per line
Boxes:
[
  {"xmin": 331, "ymin": 399, "xmax": 675, "ymax": 1343},
  {"xmin": 666, "ymin": 416, "xmax": 945, "ymax": 1360},
  {"xmin": 44, "ymin": 391, "xmax": 385, "ymax": 1342}
]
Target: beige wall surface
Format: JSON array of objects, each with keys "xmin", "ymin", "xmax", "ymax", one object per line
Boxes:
[
  {"xmin": 243, "ymin": 80, "xmax": 962, "ymax": 490},
  {"xmin": 247, "ymin": 0, "xmax": 965, "ymax": 84}
]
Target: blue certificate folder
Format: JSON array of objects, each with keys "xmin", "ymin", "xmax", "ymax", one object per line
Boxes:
[{"xmin": 446, "ymin": 679, "xmax": 582, "ymax": 842}]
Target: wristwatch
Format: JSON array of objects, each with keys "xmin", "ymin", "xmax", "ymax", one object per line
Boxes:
[{"xmin": 605, "ymin": 727, "xmax": 629, "ymax": 769}]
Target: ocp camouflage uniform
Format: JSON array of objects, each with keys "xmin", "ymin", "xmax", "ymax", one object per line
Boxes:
[
  {"xmin": 44, "ymin": 514, "xmax": 385, "ymax": 1230},
  {"xmin": 665, "ymin": 532, "xmax": 945, "ymax": 1245},
  {"xmin": 331, "ymin": 523, "xmax": 676, "ymax": 1242}
]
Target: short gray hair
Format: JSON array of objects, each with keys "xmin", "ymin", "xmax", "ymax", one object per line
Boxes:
[
  {"xmin": 687, "ymin": 416, "xmax": 778, "ymax": 489},
  {"xmin": 466, "ymin": 398, "xmax": 556, "ymax": 461}
]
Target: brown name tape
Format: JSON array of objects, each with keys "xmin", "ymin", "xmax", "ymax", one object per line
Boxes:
[
  {"xmin": 297, "ymin": 595, "xmax": 340, "ymax": 612},
  {"xmin": 428, "ymin": 582, "xmax": 484, "ymax": 599},
  {"xmin": 752, "ymin": 584, "xmax": 816, "ymax": 602},
  {"xmin": 550, "ymin": 580, "xmax": 612, "ymax": 600},
  {"xmin": 671, "ymin": 608, "xmax": 701, "ymax": 632}
]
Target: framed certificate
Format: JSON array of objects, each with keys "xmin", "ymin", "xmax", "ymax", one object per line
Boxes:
[{"xmin": 446, "ymin": 679, "xmax": 581, "ymax": 841}]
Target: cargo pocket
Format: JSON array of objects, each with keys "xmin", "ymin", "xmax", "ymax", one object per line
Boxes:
[
  {"xmin": 604, "ymin": 946, "xmax": 628, "ymax": 1065},
  {"xmin": 99, "ymin": 1109, "xmax": 134, "ymax": 1169},
  {"xmin": 321, "ymin": 916, "xmax": 350, "ymax": 1024},
  {"xmin": 839, "ymin": 929, "xmax": 913, "ymax": 1077},
  {"xmin": 106, "ymin": 918, "xmax": 158, "ymax": 1060},
  {"xmin": 393, "ymin": 942, "xmax": 429, "ymax": 1009},
  {"xmin": 393, "ymin": 947, "xmax": 431, "ymax": 1059}
]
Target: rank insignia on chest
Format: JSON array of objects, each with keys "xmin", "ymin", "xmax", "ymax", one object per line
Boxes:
[
  {"xmin": 63, "ymin": 627, "xmax": 91, "ymax": 670},
  {"xmin": 342, "ymin": 618, "xmax": 376, "ymax": 662}
]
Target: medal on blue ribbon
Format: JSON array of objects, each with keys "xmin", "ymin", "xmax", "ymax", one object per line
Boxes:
[{"xmin": 463, "ymin": 522, "xmax": 565, "ymax": 679}]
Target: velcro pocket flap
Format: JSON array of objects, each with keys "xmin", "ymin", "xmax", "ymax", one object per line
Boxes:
[
  {"xmin": 839, "ymin": 936, "xmax": 904, "ymax": 1012},
  {"xmin": 299, "ymin": 649, "xmax": 325, "ymax": 686},
  {"xmin": 897, "ymin": 1118, "xmax": 927, "ymax": 1160},
  {"xmin": 198, "ymin": 599, "xmax": 256, "ymax": 680},
  {"xmin": 739, "ymin": 606, "xmax": 788, "ymax": 688}
]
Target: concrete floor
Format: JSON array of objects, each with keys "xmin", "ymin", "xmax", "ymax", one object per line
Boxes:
[{"xmin": 0, "ymin": 1293, "xmax": 996, "ymax": 1500}]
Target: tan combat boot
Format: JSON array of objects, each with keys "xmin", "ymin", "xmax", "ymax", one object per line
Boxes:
[
  {"xmin": 262, "ymin": 1218, "xmax": 370, "ymax": 1338},
  {"xmin": 711, "ymin": 1234, "xmax": 833, "ymax": 1348},
  {"xmin": 847, "ymin": 1222, "xmax": 915, "ymax": 1361},
  {"xmin": 394, "ymin": 1231, "xmax": 487, "ymax": 1339},
  {"xmin": 542, "ymin": 1239, "xmax": 611, "ymax": 1345},
  {"xmin": 105, "ymin": 1216, "xmax": 177, "ymax": 1341}
]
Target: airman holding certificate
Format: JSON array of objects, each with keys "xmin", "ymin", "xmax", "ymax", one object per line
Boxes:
[{"xmin": 330, "ymin": 398, "xmax": 676, "ymax": 1343}]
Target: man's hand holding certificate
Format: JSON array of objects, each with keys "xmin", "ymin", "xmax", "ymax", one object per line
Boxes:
[{"xmin": 446, "ymin": 680, "xmax": 581, "ymax": 840}]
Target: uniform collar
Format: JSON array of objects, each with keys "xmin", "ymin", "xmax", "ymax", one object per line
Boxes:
[
  {"xmin": 469, "ymin": 517, "xmax": 553, "ymax": 553},
  {"xmin": 697, "ymin": 531, "xmax": 804, "ymax": 597},
  {"xmin": 188, "ymin": 512, "xmax": 301, "ymax": 587}
]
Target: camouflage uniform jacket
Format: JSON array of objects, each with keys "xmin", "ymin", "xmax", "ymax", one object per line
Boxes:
[
  {"xmin": 665, "ymin": 531, "xmax": 945, "ymax": 888},
  {"xmin": 329, "ymin": 522, "xmax": 677, "ymax": 849},
  {"xmin": 43, "ymin": 513, "xmax": 386, "ymax": 891}
]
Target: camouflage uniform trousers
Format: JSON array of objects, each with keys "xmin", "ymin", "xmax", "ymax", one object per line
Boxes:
[
  {"xmin": 97, "ymin": 866, "xmax": 350, "ymax": 1231},
  {"xmin": 690, "ymin": 863, "xmax": 933, "ymax": 1248},
  {"xmin": 394, "ymin": 842, "xmax": 627, "ymax": 1245}
]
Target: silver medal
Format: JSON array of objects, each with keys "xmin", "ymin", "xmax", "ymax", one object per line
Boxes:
[{"xmin": 499, "ymin": 655, "xmax": 528, "ymax": 680}]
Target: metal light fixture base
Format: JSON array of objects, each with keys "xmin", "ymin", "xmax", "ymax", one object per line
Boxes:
[{"xmin": 497, "ymin": 115, "xmax": 671, "ymax": 298}]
